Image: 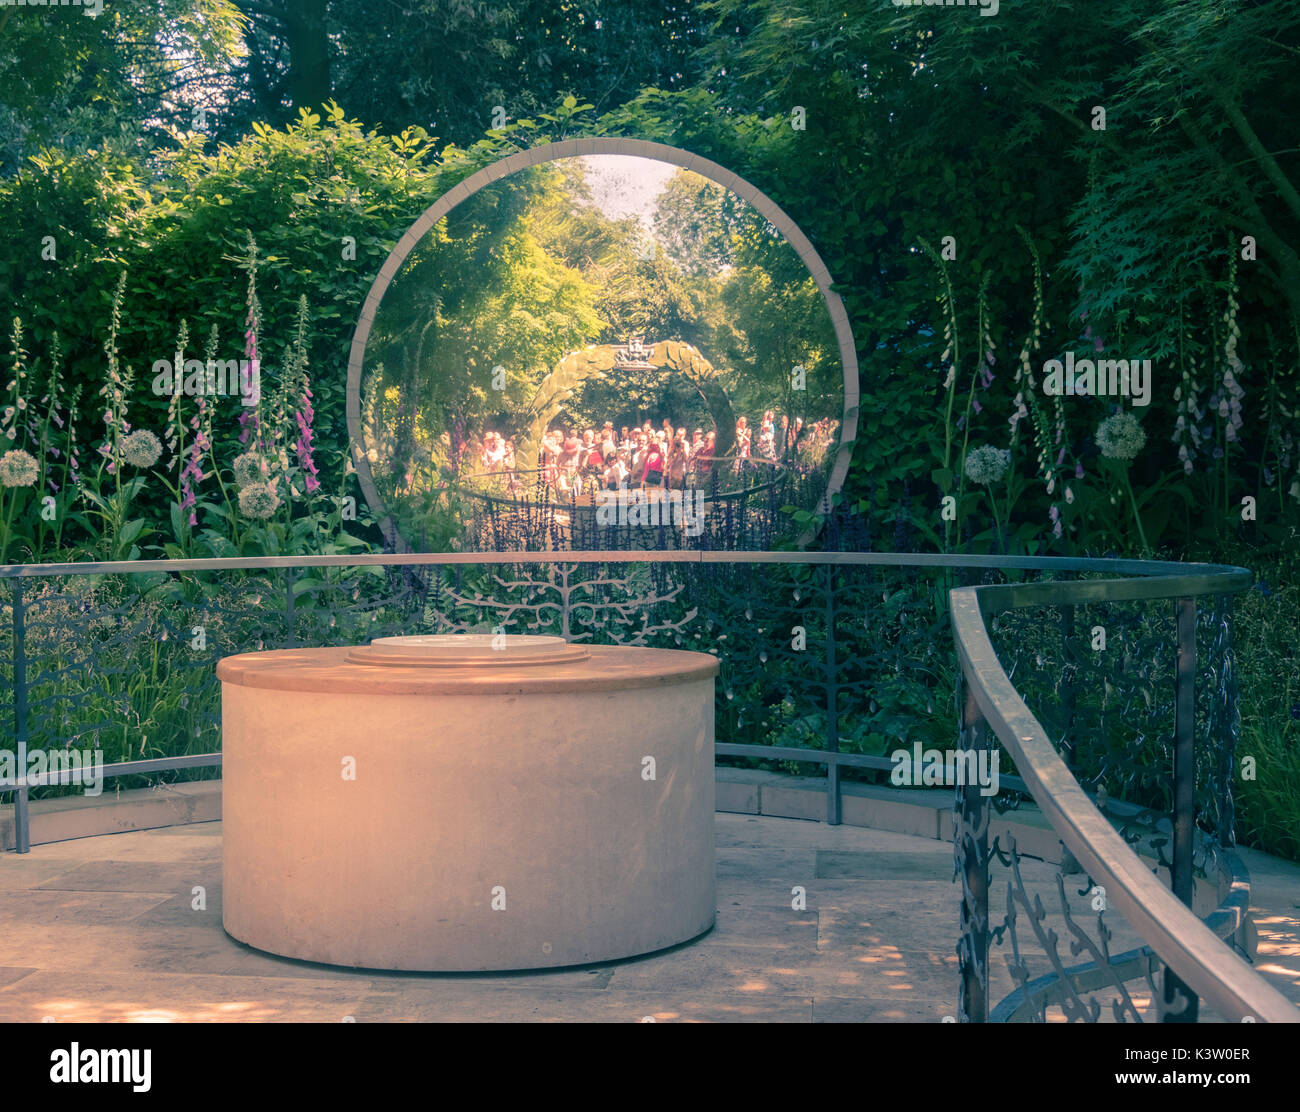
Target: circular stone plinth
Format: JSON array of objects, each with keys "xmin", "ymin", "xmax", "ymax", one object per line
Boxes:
[
  {"xmin": 346, "ymin": 633, "xmax": 590, "ymax": 668},
  {"xmin": 218, "ymin": 635, "xmax": 718, "ymax": 972}
]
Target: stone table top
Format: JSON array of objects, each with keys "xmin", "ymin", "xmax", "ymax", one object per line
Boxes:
[{"xmin": 216, "ymin": 642, "xmax": 719, "ymax": 696}]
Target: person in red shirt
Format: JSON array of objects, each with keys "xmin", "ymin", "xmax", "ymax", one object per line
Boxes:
[
  {"xmin": 641, "ymin": 438, "xmax": 665, "ymax": 488},
  {"xmin": 557, "ymin": 436, "xmax": 584, "ymax": 497},
  {"xmin": 694, "ymin": 431, "xmax": 716, "ymax": 480}
]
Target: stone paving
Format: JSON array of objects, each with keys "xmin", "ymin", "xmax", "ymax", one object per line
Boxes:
[{"xmin": 0, "ymin": 814, "xmax": 1296, "ymax": 1022}]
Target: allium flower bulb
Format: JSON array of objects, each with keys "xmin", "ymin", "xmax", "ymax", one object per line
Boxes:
[
  {"xmin": 0, "ymin": 448, "xmax": 39, "ymax": 487},
  {"xmin": 964, "ymin": 445, "xmax": 1011, "ymax": 486},
  {"xmin": 121, "ymin": 430, "xmax": 162, "ymax": 469},
  {"xmin": 237, "ymin": 482, "xmax": 280, "ymax": 520},
  {"xmin": 1095, "ymin": 413, "xmax": 1146, "ymax": 462},
  {"xmin": 232, "ymin": 452, "xmax": 268, "ymax": 488}
]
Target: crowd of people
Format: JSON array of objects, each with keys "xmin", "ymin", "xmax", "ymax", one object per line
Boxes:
[{"xmin": 464, "ymin": 412, "xmax": 839, "ymax": 499}]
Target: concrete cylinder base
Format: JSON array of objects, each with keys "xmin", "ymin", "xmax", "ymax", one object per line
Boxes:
[{"xmin": 217, "ymin": 637, "xmax": 718, "ymax": 971}]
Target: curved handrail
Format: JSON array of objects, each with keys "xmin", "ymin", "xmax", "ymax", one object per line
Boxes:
[
  {"xmin": 0, "ymin": 550, "xmax": 1257, "ymax": 577},
  {"xmin": 950, "ymin": 570, "xmax": 1296, "ymax": 1023}
]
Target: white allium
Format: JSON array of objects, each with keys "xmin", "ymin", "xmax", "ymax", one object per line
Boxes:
[
  {"xmin": 1096, "ymin": 413, "xmax": 1146, "ymax": 462},
  {"xmin": 121, "ymin": 429, "xmax": 162, "ymax": 469},
  {"xmin": 237, "ymin": 481, "xmax": 280, "ymax": 520},
  {"xmin": 232, "ymin": 451, "xmax": 267, "ymax": 488},
  {"xmin": 964, "ymin": 445, "xmax": 1011, "ymax": 486},
  {"xmin": 0, "ymin": 448, "xmax": 39, "ymax": 487}
]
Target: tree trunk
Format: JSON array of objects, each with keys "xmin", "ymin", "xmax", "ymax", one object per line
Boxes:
[{"xmin": 283, "ymin": 0, "xmax": 330, "ymax": 115}]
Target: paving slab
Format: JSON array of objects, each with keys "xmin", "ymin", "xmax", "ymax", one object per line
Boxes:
[
  {"xmin": 30, "ymin": 860, "xmax": 210, "ymax": 894},
  {"xmin": 817, "ymin": 896, "xmax": 964, "ymax": 955},
  {"xmin": 602, "ymin": 942, "xmax": 816, "ymax": 996},
  {"xmin": 1250, "ymin": 912, "xmax": 1300, "ymax": 1000},
  {"xmin": 706, "ymin": 905, "xmax": 819, "ymax": 950},
  {"xmin": 0, "ymin": 968, "xmax": 36, "ymax": 990},
  {"xmin": 815, "ymin": 848, "xmax": 954, "ymax": 881},
  {"xmin": 812, "ymin": 994, "xmax": 953, "ymax": 1023},
  {"xmin": 811, "ymin": 947, "xmax": 977, "ymax": 1001},
  {"xmin": 355, "ymin": 982, "xmax": 814, "ymax": 1023},
  {"xmin": 1233, "ymin": 845, "xmax": 1300, "ymax": 1004},
  {"xmin": 0, "ymin": 889, "xmax": 171, "ymax": 927},
  {"xmin": 127, "ymin": 887, "xmax": 224, "ymax": 930},
  {"xmin": 0, "ymin": 858, "xmax": 92, "ymax": 891},
  {"xmin": 715, "ymin": 847, "xmax": 817, "ymax": 884},
  {"xmin": 13, "ymin": 830, "xmax": 221, "ymax": 862},
  {"xmin": 3, "ymin": 922, "xmax": 248, "ymax": 976},
  {"xmin": 0, "ymin": 971, "xmax": 375, "ymax": 1023}
]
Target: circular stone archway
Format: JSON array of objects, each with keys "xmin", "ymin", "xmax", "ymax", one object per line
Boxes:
[{"xmin": 346, "ymin": 136, "xmax": 860, "ymax": 552}]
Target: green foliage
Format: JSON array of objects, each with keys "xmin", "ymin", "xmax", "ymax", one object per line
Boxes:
[
  {"xmin": 1216, "ymin": 536, "xmax": 1300, "ymax": 863},
  {"xmin": 369, "ymin": 162, "xmax": 608, "ymax": 448},
  {"xmin": 0, "ymin": 102, "xmax": 562, "ymax": 538},
  {"xmin": 0, "ymin": 0, "xmax": 247, "ymax": 174},
  {"xmin": 225, "ymin": 1, "xmax": 709, "ymax": 145}
]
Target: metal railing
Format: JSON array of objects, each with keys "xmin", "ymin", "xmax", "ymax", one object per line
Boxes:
[
  {"xmin": 949, "ymin": 558, "xmax": 1294, "ymax": 1022},
  {"xmin": 1, "ymin": 549, "xmax": 1295, "ymax": 1022}
]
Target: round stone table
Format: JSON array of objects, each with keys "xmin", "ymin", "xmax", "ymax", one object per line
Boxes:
[{"xmin": 217, "ymin": 634, "xmax": 718, "ymax": 971}]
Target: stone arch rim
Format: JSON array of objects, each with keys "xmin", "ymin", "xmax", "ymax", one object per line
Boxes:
[{"xmin": 346, "ymin": 136, "xmax": 861, "ymax": 552}]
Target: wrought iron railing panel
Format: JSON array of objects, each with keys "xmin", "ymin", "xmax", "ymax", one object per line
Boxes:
[
  {"xmin": 964, "ymin": 578, "xmax": 1265, "ymax": 1022},
  {"xmin": 951, "ymin": 563, "xmax": 1294, "ymax": 1023}
]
